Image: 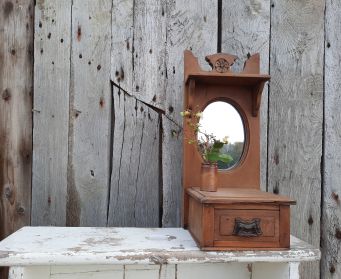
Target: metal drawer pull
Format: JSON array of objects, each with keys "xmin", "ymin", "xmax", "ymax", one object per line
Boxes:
[{"xmin": 232, "ymin": 218, "xmax": 262, "ymax": 237}]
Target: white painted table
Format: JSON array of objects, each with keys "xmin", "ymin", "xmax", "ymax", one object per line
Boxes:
[{"xmin": 0, "ymin": 227, "xmax": 320, "ymax": 279}]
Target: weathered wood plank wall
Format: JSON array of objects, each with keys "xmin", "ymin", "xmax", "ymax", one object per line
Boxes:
[
  {"xmin": 268, "ymin": 1, "xmax": 325, "ymax": 278},
  {"xmin": 323, "ymin": 0, "xmax": 341, "ymax": 277},
  {"xmin": 32, "ymin": 0, "xmax": 71, "ymax": 226},
  {"xmin": 1, "ymin": 0, "xmax": 341, "ymax": 278},
  {"xmin": 0, "ymin": 0, "xmax": 34, "ymax": 278},
  {"xmin": 221, "ymin": 0, "xmax": 270, "ymax": 191}
]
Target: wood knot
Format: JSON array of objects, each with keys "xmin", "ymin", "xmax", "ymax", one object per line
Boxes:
[
  {"xmin": 4, "ymin": 184, "xmax": 13, "ymax": 200},
  {"xmin": 3, "ymin": 1, "xmax": 14, "ymax": 17},
  {"xmin": 332, "ymin": 192, "xmax": 339, "ymax": 202},
  {"xmin": 2, "ymin": 88, "xmax": 11, "ymax": 101},
  {"xmin": 335, "ymin": 228, "xmax": 341, "ymax": 240},
  {"xmin": 77, "ymin": 25, "xmax": 82, "ymax": 41},
  {"xmin": 99, "ymin": 97, "xmax": 105, "ymax": 108},
  {"xmin": 308, "ymin": 216, "xmax": 314, "ymax": 225},
  {"xmin": 329, "ymin": 263, "xmax": 336, "ymax": 273},
  {"xmin": 16, "ymin": 205, "xmax": 25, "ymax": 215}
]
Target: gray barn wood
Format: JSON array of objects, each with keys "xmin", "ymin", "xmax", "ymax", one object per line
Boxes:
[
  {"xmin": 107, "ymin": 87, "xmax": 160, "ymax": 226},
  {"xmin": 221, "ymin": 0, "xmax": 270, "ymax": 190},
  {"xmin": 0, "ymin": 1, "xmax": 34, "ymax": 278},
  {"xmin": 268, "ymin": 1, "xmax": 324, "ymax": 278},
  {"xmin": 323, "ymin": 0, "xmax": 341, "ymax": 277},
  {"xmin": 32, "ymin": 0, "xmax": 71, "ymax": 226},
  {"xmin": 162, "ymin": 0, "xmax": 218, "ymax": 227},
  {"xmin": 68, "ymin": 0, "xmax": 112, "ymax": 226},
  {"xmin": 3, "ymin": 0, "xmax": 341, "ymax": 278}
]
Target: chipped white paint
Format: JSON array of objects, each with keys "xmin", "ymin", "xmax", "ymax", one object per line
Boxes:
[
  {"xmin": 0, "ymin": 227, "xmax": 320, "ymax": 267},
  {"xmin": 1, "ymin": 227, "xmax": 320, "ymax": 278}
]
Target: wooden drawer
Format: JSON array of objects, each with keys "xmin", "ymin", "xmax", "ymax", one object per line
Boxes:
[{"xmin": 214, "ymin": 209, "xmax": 280, "ymax": 247}]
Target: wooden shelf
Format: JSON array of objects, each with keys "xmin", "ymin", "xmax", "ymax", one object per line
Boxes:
[
  {"xmin": 186, "ymin": 72, "xmax": 270, "ymax": 86},
  {"xmin": 187, "ymin": 187, "xmax": 296, "ymax": 205}
]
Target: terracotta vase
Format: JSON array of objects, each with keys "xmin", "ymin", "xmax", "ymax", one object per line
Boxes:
[{"xmin": 200, "ymin": 163, "xmax": 218, "ymax": 192}]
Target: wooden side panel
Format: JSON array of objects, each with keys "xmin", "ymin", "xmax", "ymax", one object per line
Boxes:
[
  {"xmin": 279, "ymin": 205, "xmax": 290, "ymax": 248},
  {"xmin": 32, "ymin": 0, "xmax": 71, "ymax": 226},
  {"xmin": 322, "ymin": 0, "xmax": 341, "ymax": 277},
  {"xmin": 188, "ymin": 196, "xmax": 203, "ymax": 246},
  {"xmin": 221, "ymin": 0, "xmax": 270, "ymax": 190},
  {"xmin": 162, "ymin": 0, "xmax": 218, "ymax": 227},
  {"xmin": 67, "ymin": 0, "xmax": 112, "ymax": 226},
  {"xmin": 268, "ymin": 1, "xmax": 324, "ymax": 278},
  {"xmin": 107, "ymin": 87, "xmax": 160, "ymax": 227},
  {"xmin": 0, "ymin": 2, "xmax": 33, "ymax": 279}
]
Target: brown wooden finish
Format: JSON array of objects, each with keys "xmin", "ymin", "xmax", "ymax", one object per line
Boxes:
[
  {"xmin": 279, "ymin": 205, "xmax": 290, "ymax": 248},
  {"xmin": 183, "ymin": 51, "xmax": 295, "ymax": 250},
  {"xmin": 215, "ymin": 209, "xmax": 279, "ymax": 242},
  {"xmin": 186, "ymin": 192, "xmax": 292, "ymax": 250},
  {"xmin": 187, "ymin": 188, "xmax": 296, "ymax": 205},
  {"xmin": 183, "ymin": 51, "xmax": 270, "ymax": 197}
]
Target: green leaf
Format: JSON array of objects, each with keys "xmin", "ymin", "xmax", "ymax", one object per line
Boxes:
[
  {"xmin": 217, "ymin": 154, "xmax": 233, "ymax": 163},
  {"xmin": 206, "ymin": 152, "xmax": 233, "ymax": 164}
]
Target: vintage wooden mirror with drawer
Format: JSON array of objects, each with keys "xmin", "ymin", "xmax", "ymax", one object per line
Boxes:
[{"xmin": 182, "ymin": 50, "xmax": 296, "ymax": 250}]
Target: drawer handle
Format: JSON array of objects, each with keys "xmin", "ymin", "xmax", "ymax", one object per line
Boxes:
[{"xmin": 232, "ymin": 218, "xmax": 262, "ymax": 237}]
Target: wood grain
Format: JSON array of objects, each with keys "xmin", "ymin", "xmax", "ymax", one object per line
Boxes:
[
  {"xmin": 268, "ymin": 0, "xmax": 324, "ymax": 278},
  {"xmin": 67, "ymin": 0, "xmax": 112, "ymax": 226},
  {"xmin": 32, "ymin": 0, "xmax": 71, "ymax": 226},
  {"xmin": 221, "ymin": 0, "xmax": 270, "ymax": 190},
  {"xmin": 322, "ymin": 0, "xmax": 341, "ymax": 277},
  {"xmin": 0, "ymin": 1, "xmax": 34, "ymax": 278},
  {"xmin": 107, "ymin": 87, "xmax": 160, "ymax": 226},
  {"xmin": 162, "ymin": 0, "xmax": 218, "ymax": 227},
  {"xmin": 111, "ymin": 0, "xmax": 166, "ymax": 110}
]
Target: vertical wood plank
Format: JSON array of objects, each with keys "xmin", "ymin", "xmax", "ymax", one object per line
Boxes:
[
  {"xmin": 221, "ymin": 0, "xmax": 270, "ymax": 190},
  {"xmin": 162, "ymin": 0, "xmax": 218, "ymax": 227},
  {"xmin": 1, "ymin": 2, "xmax": 34, "ymax": 278},
  {"xmin": 268, "ymin": 0, "xmax": 324, "ymax": 278},
  {"xmin": 107, "ymin": 87, "xmax": 160, "ymax": 226},
  {"xmin": 32, "ymin": 0, "xmax": 72, "ymax": 226},
  {"xmin": 111, "ymin": 0, "xmax": 166, "ymax": 109},
  {"xmin": 67, "ymin": 0, "xmax": 112, "ymax": 226},
  {"xmin": 0, "ymin": 0, "xmax": 33, "ymax": 234},
  {"xmin": 161, "ymin": 117, "xmax": 182, "ymax": 227},
  {"xmin": 110, "ymin": 0, "xmax": 134, "ymax": 93},
  {"xmin": 132, "ymin": 0, "xmax": 167, "ymax": 108},
  {"xmin": 322, "ymin": 0, "xmax": 341, "ymax": 277}
]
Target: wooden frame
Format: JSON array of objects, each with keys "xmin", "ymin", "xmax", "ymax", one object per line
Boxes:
[{"xmin": 182, "ymin": 51, "xmax": 295, "ymax": 250}]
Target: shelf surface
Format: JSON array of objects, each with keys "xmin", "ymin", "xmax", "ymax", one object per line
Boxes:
[
  {"xmin": 0, "ymin": 227, "xmax": 318, "ymax": 266},
  {"xmin": 186, "ymin": 72, "xmax": 270, "ymax": 86},
  {"xmin": 187, "ymin": 187, "xmax": 296, "ymax": 205}
]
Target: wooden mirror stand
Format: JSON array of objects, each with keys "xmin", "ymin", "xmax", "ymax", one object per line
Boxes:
[{"xmin": 182, "ymin": 50, "xmax": 296, "ymax": 250}]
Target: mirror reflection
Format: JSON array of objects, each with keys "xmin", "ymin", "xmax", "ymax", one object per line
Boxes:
[{"xmin": 197, "ymin": 101, "xmax": 245, "ymax": 170}]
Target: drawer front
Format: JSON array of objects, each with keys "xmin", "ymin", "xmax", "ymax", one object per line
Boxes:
[{"xmin": 214, "ymin": 209, "xmax": 279, "ymax": 244}]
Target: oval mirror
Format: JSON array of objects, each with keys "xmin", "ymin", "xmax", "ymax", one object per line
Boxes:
[{"xmin": 197, "ymin": 101, "xmax": 245, "ymax": 170}]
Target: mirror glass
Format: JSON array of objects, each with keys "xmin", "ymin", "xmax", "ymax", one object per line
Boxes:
[{"xmin": 197, "ymin": 101, "xmax": 245, "ymax": 170}]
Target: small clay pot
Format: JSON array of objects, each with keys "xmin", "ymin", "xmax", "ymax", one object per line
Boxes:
[{"xmin": 200, "ymin": 163, "xmax": 218, "ymax": 192}]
